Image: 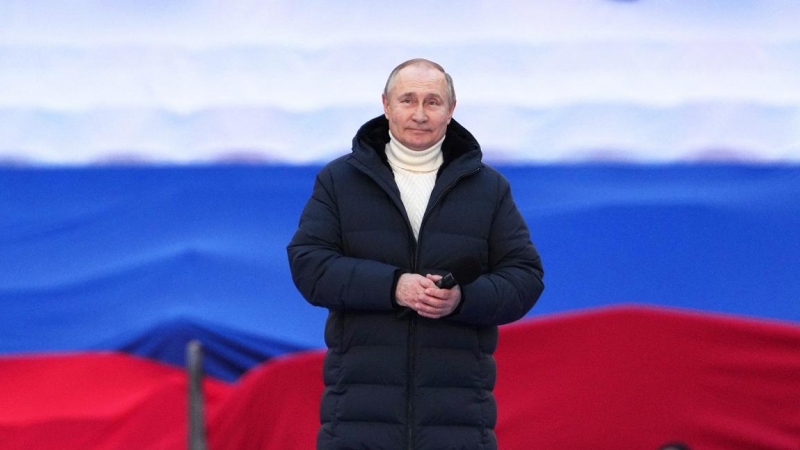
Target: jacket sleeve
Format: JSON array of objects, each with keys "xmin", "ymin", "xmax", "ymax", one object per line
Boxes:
[
  {"xmin": 286, "ymin": 166, "xmax": 400, "ymax": 312},
  {"xmin": 449, "ymin": 178, "xmax": 544, "ymax": 326}
]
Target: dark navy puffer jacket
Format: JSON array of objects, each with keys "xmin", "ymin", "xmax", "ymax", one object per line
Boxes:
[{"xmin": 287, "ymin": 116, "xmax": 544, "ymax": 450}]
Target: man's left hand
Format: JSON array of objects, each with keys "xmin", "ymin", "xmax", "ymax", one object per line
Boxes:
[{"xmin": 415, "ymin": 274, "xmax": 461, "ymax": 319}]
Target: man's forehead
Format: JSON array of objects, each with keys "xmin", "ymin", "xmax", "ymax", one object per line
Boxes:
[{"xmin": 392, "ymin": 71, "xmax": 447, "ymax": 94}]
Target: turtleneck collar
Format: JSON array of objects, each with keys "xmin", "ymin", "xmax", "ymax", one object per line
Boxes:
[{"xmin": 386, "ymin": 131, "xmax": 444, "ymax": 173}]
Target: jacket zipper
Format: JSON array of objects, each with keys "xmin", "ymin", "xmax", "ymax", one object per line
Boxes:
[
  {"xmin": 407, "ymin": 314, "xmax": 416, "ymax": 450},
  {"xmin": 407, "ymin": 241, "xmax": 417, "ymax": 450},
  {"xmin": 406, "ymin": 166, "xmax": 481, "ymax": 450}
]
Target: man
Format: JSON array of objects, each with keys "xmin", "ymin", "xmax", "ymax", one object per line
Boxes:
[{"xmin": 287, "ymin": 58, "xmax": 544, "ymax": 450}]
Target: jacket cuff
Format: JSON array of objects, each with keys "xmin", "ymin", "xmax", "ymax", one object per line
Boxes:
[{"xmin": 390, "ymin": 269, "xmax": 407, "ymax": 308}]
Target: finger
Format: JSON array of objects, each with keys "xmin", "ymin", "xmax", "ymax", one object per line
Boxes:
[
  {"xmin": 417, "ymin": 294, "xmax": 446, "ymax": 308},
  {"xmin": 413, "ymin": 298, "xmax": 441, "ymax": 314}
]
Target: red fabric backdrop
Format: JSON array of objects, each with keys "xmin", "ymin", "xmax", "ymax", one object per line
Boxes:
[{"xmin": 3, "ymin": 306, "xmax": 799, "ymax": 450}]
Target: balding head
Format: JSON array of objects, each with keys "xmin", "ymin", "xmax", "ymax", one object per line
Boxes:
[{"xmin": 383, "ymin": 58, "xmax": 456, "ymax": 107}]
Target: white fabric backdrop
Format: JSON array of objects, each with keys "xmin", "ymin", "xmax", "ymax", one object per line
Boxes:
[{"xmin": 1, "ymin": 0, "xmax": 799, "ymax": 164}]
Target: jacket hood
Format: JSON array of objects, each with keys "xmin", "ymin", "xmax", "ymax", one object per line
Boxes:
[{"xmin": 351, "ymin": 115, "xmax": 482, "ymax": 169}]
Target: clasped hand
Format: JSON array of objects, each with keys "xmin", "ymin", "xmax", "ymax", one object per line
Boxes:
[{"xmin": 395, "ymin": 273, "xmax": 461, "ymax": 319}]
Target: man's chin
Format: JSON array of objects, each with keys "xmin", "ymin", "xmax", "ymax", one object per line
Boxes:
[
  {"xmin": 408, "ymin": 143, "xmax": 433, "ymax": 151},
  {"xmin": 401, "ymin": 135, "xmax": 435, "ymax": 151}
]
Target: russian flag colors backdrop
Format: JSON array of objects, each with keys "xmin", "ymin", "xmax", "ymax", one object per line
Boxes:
[{"xmin": 1, "ymin": 1, "xmax": 800, "ymax": 449}]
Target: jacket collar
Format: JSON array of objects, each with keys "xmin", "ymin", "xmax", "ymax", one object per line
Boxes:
[{"xmin": 351, "ymin": 115, "xmax": 483, "ymax": 173}]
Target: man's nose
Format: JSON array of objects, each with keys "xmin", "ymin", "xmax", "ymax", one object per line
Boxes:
[{"xmin": 412, "ymin": 104, "xmax": 427, "ymax": 122}]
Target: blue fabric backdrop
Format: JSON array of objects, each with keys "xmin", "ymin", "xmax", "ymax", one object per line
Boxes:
[{"xmin": 2, "ymin": 164, "xmax": 798, "ymax": 381}]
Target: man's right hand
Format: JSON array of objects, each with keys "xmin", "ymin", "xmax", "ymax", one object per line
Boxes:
[{"xmin": 395, "ymin": 273, "xmax": 461, "ymax": 319}]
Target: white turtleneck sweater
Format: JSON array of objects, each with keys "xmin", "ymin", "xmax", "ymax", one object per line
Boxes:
[{"xmin": 386, "ymin": 131, "xmax": 445, "ymax": 240}]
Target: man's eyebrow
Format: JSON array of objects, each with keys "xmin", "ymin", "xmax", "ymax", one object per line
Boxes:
[{"xmin": 396, "ymin": 92, "xmax": 442, "ymax": 101}]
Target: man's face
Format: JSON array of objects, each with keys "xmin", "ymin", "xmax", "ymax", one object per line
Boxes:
[{"xmin": 382, "ymin": 65, "xmax": 456, "ymax": 151}]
